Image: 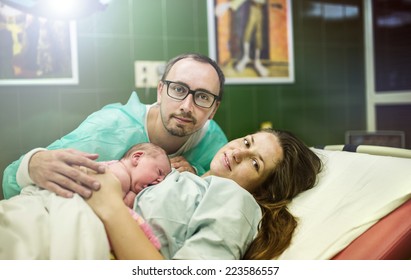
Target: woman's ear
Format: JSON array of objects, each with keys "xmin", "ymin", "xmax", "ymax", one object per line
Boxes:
[{"xmin": 131, "ymin": 151, "xmax": 144, "ymax": 166}]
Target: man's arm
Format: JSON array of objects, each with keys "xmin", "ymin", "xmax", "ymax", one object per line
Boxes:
[
  {"xmin": 3, "ymin": 148, "xmax": 107, "ymax": 199},
  {"xmin": 2, "ymin": 158, "xmax": 23, "ymax": 199},
  {"xmin": 2, "ymin": 108, "xmax": 112, "ymax": 199},
  {"xmin": 3, "ymin": 95, "xmax": 149, "ymax": 199}
]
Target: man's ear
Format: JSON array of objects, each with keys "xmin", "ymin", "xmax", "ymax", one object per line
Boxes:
[
  {"xmin": 157, "ymin": 81, "xmax": 165, "ymax": 104},
  {"xmin": 131, "ymin": 151, "xmax": 144, "ymax": 166}
]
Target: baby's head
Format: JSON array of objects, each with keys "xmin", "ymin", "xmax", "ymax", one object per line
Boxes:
[{"xmin": 122, "ymin": 143, "xmax": 171, "ymax": 194}]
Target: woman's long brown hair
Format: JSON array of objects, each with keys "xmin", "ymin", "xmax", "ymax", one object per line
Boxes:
[{"xmin": 243, "ymin": 129, "xmax": 322, "ymax": 260}]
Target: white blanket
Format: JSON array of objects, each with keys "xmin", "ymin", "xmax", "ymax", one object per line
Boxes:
[{"xmin": 0, "ymin": 185, "xmax": 110, "ymax": 260}]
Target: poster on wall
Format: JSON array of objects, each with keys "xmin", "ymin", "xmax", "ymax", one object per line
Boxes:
[
  {"xmin": 207, "ymin": 0, "xmax": 294, "ymax": 84},
  {"xmin": 0, "ymin": 4, "xmax": 78, "ymax": 85}
]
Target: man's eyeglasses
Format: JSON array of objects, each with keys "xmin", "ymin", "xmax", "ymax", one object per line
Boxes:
[{"xmin": 162, "ymin": 80, "xmax": 220, "ymax": 108}]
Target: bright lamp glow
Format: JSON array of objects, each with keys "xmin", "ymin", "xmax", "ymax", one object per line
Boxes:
[{"xmin": 46, "ymin": 0, "xmax": 78, "ymax": 16}]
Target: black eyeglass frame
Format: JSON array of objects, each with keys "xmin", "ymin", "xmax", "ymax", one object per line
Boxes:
[{"xmin": 162, "ymin": 80, "xmax": 220, "ymax": 108}]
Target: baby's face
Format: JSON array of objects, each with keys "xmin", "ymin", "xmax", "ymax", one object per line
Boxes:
[{"xmin": 130, "ymin": 153, "xmax": 171, "ymax": 194}]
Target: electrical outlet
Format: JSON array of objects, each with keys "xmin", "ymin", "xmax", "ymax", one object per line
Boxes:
[{"xmin": 134, "ymin": 61, "xmax": 166, "ymax": 88}]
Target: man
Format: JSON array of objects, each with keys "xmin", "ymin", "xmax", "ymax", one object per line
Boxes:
[{"xmin": 2, "ymin": 53, "xmax": 227, "ymax": 199}]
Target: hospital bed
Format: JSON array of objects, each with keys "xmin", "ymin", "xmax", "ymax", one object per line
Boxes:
[
  {"xmin": 277, "ymin": 145, "xmax": 411, "ymax": 260},
  {"xmin": 1, "ymin": 144, "xmax": 410, "ymax": 260}
]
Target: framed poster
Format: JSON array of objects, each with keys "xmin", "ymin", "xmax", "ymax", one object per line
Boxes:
[
  {"xmin": 0, "ymin": 4, "xmax": 78, "ymax": 85},
  {"xmin": 207, "ymin": 0, "xmax": 294, "ymax": 84}
]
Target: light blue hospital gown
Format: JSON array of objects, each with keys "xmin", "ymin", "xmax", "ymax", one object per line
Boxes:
[
  {"xmin": 134, "ymin": 169, "xmax": 262, "ymax": 260},
  {"xmin": 2, "ymin": 92, "xmax": 227, "ymax": 199}
]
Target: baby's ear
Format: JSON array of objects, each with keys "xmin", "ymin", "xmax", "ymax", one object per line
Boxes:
[{"xmin": 131, "ymin": 151, "xmax": 144, "ymax": 166}]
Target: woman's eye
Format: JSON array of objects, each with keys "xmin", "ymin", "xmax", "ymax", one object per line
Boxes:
[
  {"xmin": 243, "ymin": 138, "xmax": 250, "ymax": 147},
  {"xmin": 252, "ymin": 159, "xmax": 259, "ymax": 171}
]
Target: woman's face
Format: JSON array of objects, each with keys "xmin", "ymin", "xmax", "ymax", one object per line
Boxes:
[{"xmin": 209, "ymin": 131, "xmax": 284, "ymax": 193}]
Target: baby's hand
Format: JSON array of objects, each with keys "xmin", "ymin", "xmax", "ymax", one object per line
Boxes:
[
  {"xmin": 170, "ymin": 156, "xmax": 196, "ymax": 174},
  {"xmin": 123, "ymin": 191, "xmax": 137, "ymax": 208}
]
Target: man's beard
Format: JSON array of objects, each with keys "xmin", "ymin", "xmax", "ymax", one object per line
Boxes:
[{"xmin": 162, "ymin": 113, "xmax": 198, "ymax": 137}]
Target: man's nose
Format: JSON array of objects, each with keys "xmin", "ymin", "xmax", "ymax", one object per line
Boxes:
[{"xmin": 179, "ymin": 93, "xmax": 195, "ymax": 112}]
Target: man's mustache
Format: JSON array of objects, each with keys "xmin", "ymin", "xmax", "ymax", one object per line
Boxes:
[{"xmin": 170, "ymin": 113, "xmax": 197, "ymax": 124}]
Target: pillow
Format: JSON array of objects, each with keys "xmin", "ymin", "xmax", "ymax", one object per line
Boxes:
[{"xmin": 277, "ymin": 148, "xmax": 411, "ymax": 259}]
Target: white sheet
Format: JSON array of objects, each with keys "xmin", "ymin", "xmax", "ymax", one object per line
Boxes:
[
  {"xmin": 277, "ymin": 148, "xmax": 411, "ymax": 260},
  {"xmin": 0, "ymin": 185, "xmax": 110, "ymax": 260}
]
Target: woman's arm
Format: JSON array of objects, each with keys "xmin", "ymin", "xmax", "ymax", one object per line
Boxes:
[{"xmin": 86, "ymin": 172, "xmax": 164, "ymax": 260}]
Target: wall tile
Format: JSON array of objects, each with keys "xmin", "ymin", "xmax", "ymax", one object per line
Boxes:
[
  {"xmin": 0, "ymin": 91, "xmax": 20, "ymax": 151},
  {"xmin": 132, "ymin": 0, "xmax": 165, "ymax": 37},
  {"xmin": 76, "ymin": 37, "xmax": 98, "ymax": 89},
  {"xmin": 95, "ymin": 37, "xmax": 134, "ymax": 89},
  {"xmin": 164, "ymin": 0, "xmax": 197, "ymax": 38},
  {"xmin": 18, "ymin": 90, "xmax": 62, "ymax": 150}
]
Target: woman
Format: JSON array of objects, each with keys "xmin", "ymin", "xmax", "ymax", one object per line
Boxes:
[{"xmin": 87, "ymin": 128, "xmax": 322, "ymax": 260}]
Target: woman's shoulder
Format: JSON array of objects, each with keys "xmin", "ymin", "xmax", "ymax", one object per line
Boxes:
[{"xmin": 203, "ymin": 175, "xmax": 262, "ymax": 218}]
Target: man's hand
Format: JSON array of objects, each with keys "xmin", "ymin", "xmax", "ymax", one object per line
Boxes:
[
  {"xmin": 29, "ymin": 149, "xmax": 106, "ymax": 198},
  {"xmin": 170, "ymin": 156, "xmax": 196, "ymax": 174}
]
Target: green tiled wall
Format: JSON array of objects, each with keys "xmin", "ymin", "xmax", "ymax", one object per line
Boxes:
[{"xmin": 0, "ymin": 0, "xmax": 365, "ymax": 199}]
